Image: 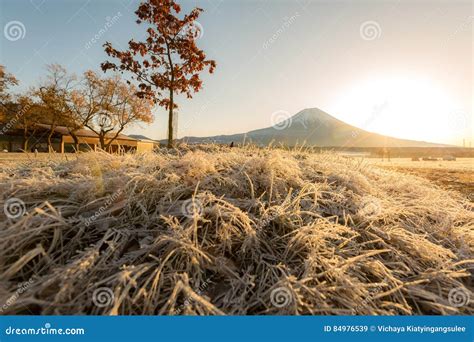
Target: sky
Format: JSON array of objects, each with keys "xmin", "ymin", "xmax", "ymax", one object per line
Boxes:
[{"xmin": 0, "ymin": 0, "xmax": 472, "ymax": 145}]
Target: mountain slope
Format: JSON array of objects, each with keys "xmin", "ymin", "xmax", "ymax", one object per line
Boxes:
[
  {"xmin": 127, "ymin": 134, "xmax": 159, "ymax": 142},
  {"xmin": 181, "ymin": 108, "xmax": 447, "ymax": 148}
]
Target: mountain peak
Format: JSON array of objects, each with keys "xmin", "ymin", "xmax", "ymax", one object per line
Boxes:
[
  {"xmin": 291, "ymin": 108, "xmax": 338, "ymax": 127},
  {"xmin": 180, "ymin": 107, "xmax": 445, "ymax": 148}
]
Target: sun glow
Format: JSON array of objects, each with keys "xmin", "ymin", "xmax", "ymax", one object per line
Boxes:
[{"xmin": 329, "ymin": 77, "xmax": 469, "ymax": 145}]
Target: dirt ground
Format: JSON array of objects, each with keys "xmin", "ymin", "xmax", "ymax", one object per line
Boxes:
[
  {"xmin": 0, "ymin": 152, "xmax": 70, "ymax": 163},
  {"xmin": 371, "ymin": 158, "xmax": 473, "ymax": 201}
]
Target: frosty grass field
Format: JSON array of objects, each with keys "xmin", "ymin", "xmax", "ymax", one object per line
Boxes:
[{"xmin": 0, "ymin": 146, "xmax": 472, "ymax": 315}]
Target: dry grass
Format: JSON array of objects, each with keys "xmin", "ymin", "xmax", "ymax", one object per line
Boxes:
[{"xmin": 0, "ymin": 145, "xmax": 472, "ymax": 315}]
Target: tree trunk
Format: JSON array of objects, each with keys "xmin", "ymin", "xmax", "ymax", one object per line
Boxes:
[
  {"xmin": 47, "ymin": 129, "xmax": 54, "ymax": 153},
  {"xmin": 99, "ymin": 134, "xmax": 106, "ymax": 150},
  {"xmin": 104, "ymin": 127, "xmax": 125, "ymax": 151},
  {"xmin": 167, "ymin": 88, "xmax": 174, "ymax": 148},
  {"xmin": 70, "ymin": 132, "xmax": 80, "ymax": 152},
  {"xmin": 22, "ymin": 127, "xmax": 29, "ymax": 151},
  {"xmin": 165, "ymin": 40, "xmax": 175, "ymax": 149},
  {"xmin": 22, "ymin": 139, "xmax": 29, "ymax": 152}
]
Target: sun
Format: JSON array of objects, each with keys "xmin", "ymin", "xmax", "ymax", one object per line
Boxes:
[{"xmin": 329, "ymin": 77, "xmax": 467, "ymax": 145}]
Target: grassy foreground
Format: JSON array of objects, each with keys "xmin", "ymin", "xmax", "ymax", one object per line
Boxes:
[{"xmin": 0, "ymin": 145, "xmax": 472, "ymax": 315}]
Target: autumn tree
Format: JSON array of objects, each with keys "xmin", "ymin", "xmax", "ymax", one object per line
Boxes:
[
  {"xmin": 71, "ymin": 70, "xmax": 153, "ymax": 150},
  {"xmin": 102, "ymin": 0, "xmax": 216, "ymax": 147},
  {"xmin": 0, "ymin": 65, "xmax": 20, "ymax": 122},
  {"xmin": 35, "ymin": 64, "xmax": 77, "ymax": 151},
  {"xmin": 0, "ymin": 66, "xmax": 44, "ymax": 151},
  {"xmin": 0, "ymin": 65, "xmax": 19, "ymax": 105},
  {"xmin": 8, "ymin": 96, "xmax": 45, "ymax": 151}
]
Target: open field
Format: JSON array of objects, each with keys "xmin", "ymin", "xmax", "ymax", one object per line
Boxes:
[
  {"xmin": 0, "ymin": 152, "xmax": 74, "ymax": 163},
  {"xmin": 2, "ymin": 153, "xmax": 471, "ymax": 200},
  {"xmin": 0, "ymin": 146, "xmax": 473, "ymax": 315},
  {"xmin": 371, "ymin": 158, "xmax": 474, "ymax": 171},
  {"xmin": 370, "ymin": 158, "xmax": 473, "ymax": 200}
]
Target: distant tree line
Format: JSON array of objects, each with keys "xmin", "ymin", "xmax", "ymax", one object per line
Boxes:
[{"xmin": 0, "ymin": 64, "xmax": 153, "ymax": 151}]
